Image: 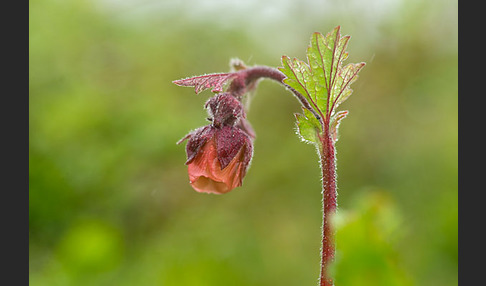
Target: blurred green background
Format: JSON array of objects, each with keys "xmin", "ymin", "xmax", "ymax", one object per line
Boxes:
[{"xmin": 29, "ymin": 0, "xmax": 457, "ymax": 285}]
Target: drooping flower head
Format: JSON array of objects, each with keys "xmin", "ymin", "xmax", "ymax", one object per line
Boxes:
[{"xmin": 178, "ymin": 93, "xmax": 253, "ymax": 194}]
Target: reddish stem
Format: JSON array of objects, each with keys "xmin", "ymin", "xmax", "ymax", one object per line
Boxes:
[
  {"xmin": 227, "ymin": 66, "xmax": 285, "ymax": 98},
  {"xmin": 226, "ymin": 65, "xmax": 338, "ymax": 284},
  {"xmin": 318, "ymin": 129, "xmax": 337, "ymax": 286},
  {"xmin": 228, "ymin": 66, "xmax": 324, "ymax": 126}
]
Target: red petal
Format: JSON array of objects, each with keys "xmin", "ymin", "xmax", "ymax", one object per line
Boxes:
[{"xmin": 187, "ymin": 138, "xmax": 246, "ymax": 194}]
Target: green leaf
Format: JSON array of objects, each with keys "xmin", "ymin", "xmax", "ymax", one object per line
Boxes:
[
  {"xmin": 295, "ymin": 107, "xmax": 321, "ymax": 144},
  {"xmin": 330, "ymin": 110, "xmax": 349, "ymax": 142},
  {"xmin": 280, "ymin": 55, "xmax": 320, "ymax": 114},
  {"xmin": 330, "ymin": 62, "xmax": 365, "ymax": 112},
  {"xmin": 279, "ymin": 26, "xmax": 365, "ymax": 127}
]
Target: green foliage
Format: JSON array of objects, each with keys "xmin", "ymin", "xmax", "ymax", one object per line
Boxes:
[
  {"xmin": 279, "ymin": 26, "xmax": 365, "ymax": 144},
  {"xmin": 330, "ymin": 110, "xmax": 349, "ymax": 142},
  {"xmin": 294, "ymin": 107, "xmax": 321, "ymax": 144}
]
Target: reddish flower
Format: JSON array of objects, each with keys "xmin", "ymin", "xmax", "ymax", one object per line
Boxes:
[
  {"xmin": 180, "ymin": 125, "xmax": 253, "ymax": 194},
  {"xmin": 178, "ymin": 93, "xmax": 254, "ymax": 194}
]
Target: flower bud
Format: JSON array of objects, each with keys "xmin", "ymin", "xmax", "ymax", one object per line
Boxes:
[{"xmin": 179, "ymin": 125, "xmax": 253, "ymax": 194}]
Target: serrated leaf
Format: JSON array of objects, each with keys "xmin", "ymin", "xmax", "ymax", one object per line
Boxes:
[
  {"xmin": 279, "ymin": 26, "xmax": 364, "ymax": 124},
  {"xmin": 279, "ymin": 56, "xmax": 322, "ymax": 120},
  {"xmin": 330, "ymin": 110, "xmax": 349, "ymax": 142},
  {"xmin": 330, "ymin": 62, "xmax": 365, "ymax": 112},
  {"xmin": 279, "ymin": 56, "xmax": 317, "ymax": 111},
  {"xmin": 173, "ymin": 72, "xmax": 237, "ymax": 94},
  {"xmin": 295, "ymin": 108, "xmax": 322, "ymax": 144}
]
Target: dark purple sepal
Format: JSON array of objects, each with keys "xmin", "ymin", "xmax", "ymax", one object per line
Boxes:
[
  {"xmin": 216, "ymin": 125, "xmax": 253, "ymax": 170},
  {"xmin": 179, "ymin": 125, "xmax": 215, "ymax": 165}
]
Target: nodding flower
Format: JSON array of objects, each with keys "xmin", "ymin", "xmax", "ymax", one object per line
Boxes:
[{"xmin": 178, "ymin": 93, "xmax": 254, "ymax": 194}]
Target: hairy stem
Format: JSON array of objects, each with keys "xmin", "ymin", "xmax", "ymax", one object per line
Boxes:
[
  {"xmin": 227, "ymin": 65, "xmax": 338, "ymax": 285},
  {"xmin": 244, "ymin": 66, "xmax": 286, "ymax": 83},
  {"xmin": 227, "ymin": 66, "xmax": 285, "ymax": 98},
  {"xmin": 229, "ymin": 66, "xmax": 323, "ymax": 125},
  {"xmin": 318, "ymin": 129, "xmax": 337, "ymax": 286}
]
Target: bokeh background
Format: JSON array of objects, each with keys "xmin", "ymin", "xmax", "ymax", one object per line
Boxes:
[{"xmin": 29, "ymin": 0, "xmax": 457, "ymax": 285}]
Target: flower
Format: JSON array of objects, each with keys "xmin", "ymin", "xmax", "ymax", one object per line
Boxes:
[
  {"xmin": 181, "ymin": 125, "xmax": 253, "ymax": 194},
  {"xmin": 178, "ymin": 93, "xmax": 254, "ymax": 194}
]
